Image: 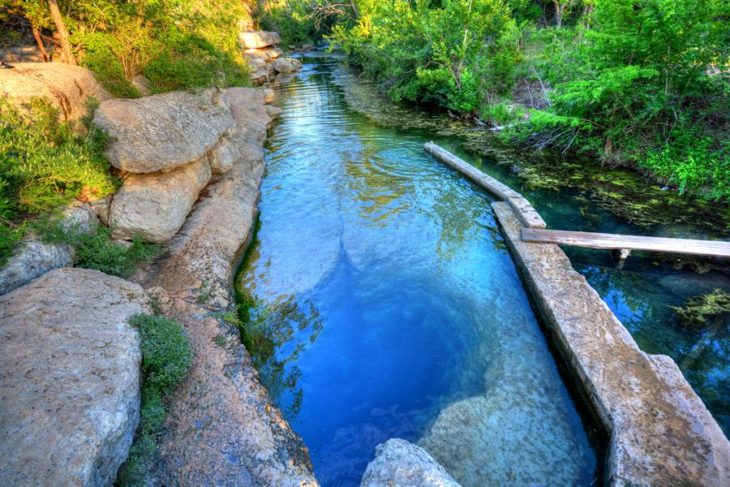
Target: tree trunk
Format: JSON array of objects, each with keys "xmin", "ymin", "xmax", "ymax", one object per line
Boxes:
[
  {"xmin": 47, "ymin": 0, "xmax": 76, "ymax": 65},
  {"xmin": 32, "ymin": 27, "xmax": 50, "ymax": 62},
  {"xmin": 553, "ymin": 0, "xmax": 563, "ymax": 28}
]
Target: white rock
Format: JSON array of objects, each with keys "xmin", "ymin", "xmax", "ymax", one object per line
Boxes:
[
  {"xmin": 244, "ymin": 47, "xmax": 284, "ymax": 60},
  {"xmin": 93, "ymin": 90, "xmax": 234, "ymax": 174},
  {"xmin": 361, "ymin": 439, "xmax": 461, "ymax": 487},
  {"xmin": 0, "ymin": 268, "xmax": 149, "ymax": 486},
  {"xmin": 238, "ymin": 31, "xmax": 281, "ymax": 49},
  {"xmin": 0, "ymin": 62, "xmax": 111, "ymax": 121},
  {"xmin": 272, "ymin": 57, "xmax": 302, "ymax": 74},
  {"xmin": 208, "ymin": 137, "xmax": 241, "ymax": 175},
  {"xmin": 110, "ymin": 156, "xmax": 212, "ymax": 242}
]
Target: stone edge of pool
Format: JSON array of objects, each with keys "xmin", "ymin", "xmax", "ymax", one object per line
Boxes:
[{"xmin": 424, "ymin": 142, "xmax": 730, "ymax": 486}]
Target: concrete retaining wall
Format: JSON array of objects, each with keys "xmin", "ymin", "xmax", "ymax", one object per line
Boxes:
[{"xmin": 424, "ymin": 142, "xmax": 730, "ymax": 486}]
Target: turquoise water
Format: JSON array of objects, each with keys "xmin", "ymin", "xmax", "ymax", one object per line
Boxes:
[
  {"xmin": 239, "ymin": 54, "xmax": 730, "ymax": 485},
  {"xmin": 238, "ymin": 57, "xmax": 598, "ymax": 485}
]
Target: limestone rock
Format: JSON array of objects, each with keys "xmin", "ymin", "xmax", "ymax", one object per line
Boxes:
[
  {"xmin": 131, "ymin": 74, "xmax": 152, "ymax": 96},
  {"xmin": 239, "ymin": 31, "xmax": 281, "ymax": 49},
  {"xmin": 0, "ymin": 62, "xmax": 111, "ymax": 121},
  {"xmin": 361, "ymin": 439, "xmax": 461, "ymax": 487},
  {"xmin": 0, "ymin": 240, "xmax": 72, "ymax": 296},
  {"xmin": 89, "ymin": 196, "xmax": 112, "ymax": 226},
  {"xmin": 110, "ymin": 156, "xmax": 212, "ymax": 242},
  {"xmin": 266, "ymin": 105, "xmax": 283, "ymax": 127},
  {"xmin": 244, "ymin": 47, "xmax": 284, "ymax": 60},
  {"xmin": 93, "ymin": 90, "xmax": 234, "ymax": 174},
  {"xmin": 140, "ymin": 87, "xmax": 315, "ymax": 485},
  {"xmin": 208, "ymin": 136, "xmax": 241, "ymax": 175},
  {"xmin": 0, "ymin": 268, "xmax": 149, "ymax": 486},
  {"xmin": 272, "ymin": 57, "xmax": 302, "ymax": 74},
  {"xmin": 61, "ymin": 204, "xmax": 99, "ymax": 233},
  {"xmin": 0, "ymin": 46, "xmax": 45, "ymax": 63},
  {"xmin": 263, "ymin": 88, "xmax": 276, "ymax": 104}
]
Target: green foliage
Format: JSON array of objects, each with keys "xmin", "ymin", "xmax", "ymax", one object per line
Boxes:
[
  {"xmin": 17, "ymin": 0, "xmax": 252, "ymax": 95},
  {"xmin": 0, "ymin": 99, "xmax": 118, "ymax": 265},
  {"xmin": 332, "ymin": 0, "xmax": 520, "ymax": 113},
  {"xmin": 39, "ymin": 222, "xmax": 160, "ymax": 278},
  {"xmin": 673, "ymin": 290, "xmax": 730, "ymax": 329},
  {"xmin": 118, "ymin": 314, "xmax": 192, "ymax": 487}
]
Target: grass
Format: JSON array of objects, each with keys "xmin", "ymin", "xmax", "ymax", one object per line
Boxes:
[{"xmin": 116, "ymin": 314, "xmax": 192, "ymax": 487}]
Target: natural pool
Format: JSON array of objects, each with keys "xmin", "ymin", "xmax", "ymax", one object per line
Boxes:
[
  {"xmin": 238, "ymin": 55, "xmax": 730, "ymax": 485},
  {"xmin": 238, "ymin": 57, "xmax": 598, "ymax": 485}
]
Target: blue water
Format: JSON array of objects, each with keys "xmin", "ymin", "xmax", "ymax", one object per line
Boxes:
[{"xmin": 238, "ymin": 57, "xmax": 598, "ymax": 485}]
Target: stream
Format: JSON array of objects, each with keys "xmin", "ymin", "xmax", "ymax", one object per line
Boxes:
[{"xmin": 238, "ymin": 54, "xmax": 730, "ymax": 486}]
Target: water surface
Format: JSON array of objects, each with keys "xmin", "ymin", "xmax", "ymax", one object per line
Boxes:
[{"xmin": 239, "ymin": 56, "xmax": 598, "ymax": 486}]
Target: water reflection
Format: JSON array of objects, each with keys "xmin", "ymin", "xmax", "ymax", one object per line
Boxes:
[{"xmin": 239, "ymin": 56, "xmax": 597, "ymax": 486}]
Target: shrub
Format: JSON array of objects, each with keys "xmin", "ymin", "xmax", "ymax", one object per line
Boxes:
[{"xmin": 117, "ymin": 314, "xmax": 192, "ymax": 487}]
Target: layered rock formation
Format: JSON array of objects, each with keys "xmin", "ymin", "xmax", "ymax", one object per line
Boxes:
[
  {"xmin": 93, "ymin": 90, "xmax": 242, "ymax": 243},
  {"xmin": 134, "ymin": 87, "xmax": 317, "ymax": 485},
  {"xmin": 0, "ymin": 62, "xmax": 111, "ymax": 121},
  {"xmin": 239, "ymin": 30, "xmax": 302, "ymax": 85},
  {"xmin": 0, "ymin": 268, "xmax": 149, "ymax": 486},
  {"xmin": 361, "ymin": 439, "xmax": 461, "ymax": 487}
]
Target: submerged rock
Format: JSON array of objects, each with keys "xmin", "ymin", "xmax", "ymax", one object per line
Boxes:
[
  {"xmin": 110, "ymin": 155, "xmax": 212, "ymax": 242},
  {"xmin": 0, "ymin": 62, "xmax": 111, "ymax": 121},
  {"xmin": 94, "ymin": 90, "xmax": 234, "ymax": 174},
  {"xmin": 0, "ymin": 268, "xmax": 149, "ymax": 486},
  {"xmin": 361, "ymin": 439, "xmax": 461, "ymax": 487}
]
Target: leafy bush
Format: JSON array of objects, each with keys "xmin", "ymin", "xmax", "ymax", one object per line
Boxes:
[{"xmin": 117, "ymin": 314, "xmax": 192, "ymax": 487}]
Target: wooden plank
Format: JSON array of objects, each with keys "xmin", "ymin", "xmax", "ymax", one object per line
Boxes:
[
  {"xmin": 521, "ymin": 227, "xmax": 730, "ymax": 258},
  {"xmin": 424, "ymin": 142, "xmax": 547, "ymax": 229}
]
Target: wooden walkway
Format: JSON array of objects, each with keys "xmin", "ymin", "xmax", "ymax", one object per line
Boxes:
[{"xmin": 521, "ymin": 228, "xmax": 730, "ymax": 258}]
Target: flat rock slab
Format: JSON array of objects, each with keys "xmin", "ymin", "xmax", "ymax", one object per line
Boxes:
[
  {"xmin": 361, "ymin": 439, "xmax": 460, "ymax": 487},
  {"xmin": 0, "ymin": 268, "xmax": 149, "ymax": 487},
  {"xmin": 492, "ymin": 202, "xmax": 730, "ymax": 486},
  {"xmin": 0, "ymin": 62, "xmax": 111, "ymax": 121},
  {"xmin": 94, "ymin": 90, "xmax": 234, "ymax": 174}
]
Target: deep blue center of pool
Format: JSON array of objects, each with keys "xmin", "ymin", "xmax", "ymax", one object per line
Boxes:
[{"xmin": 239, "ymin": 57, "xmax": 598, "ymax": 486}]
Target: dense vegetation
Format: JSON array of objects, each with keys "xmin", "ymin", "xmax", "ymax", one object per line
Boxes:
[
  {"xmin": 117, "ymin": 314, "xmax": 192, "ymax": 486},
  {"xmin": 309, "ymin": 0, "xmax": 729, "ymax": 201},
  {"xmin": 2, "ymin": 0, "xmax": 255, "ymax": 96}
]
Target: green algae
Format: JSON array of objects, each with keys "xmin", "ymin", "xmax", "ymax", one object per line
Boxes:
[
  {"xmin": 332, "ymin": 64, "xmax": 730, "ymax": 238},
  {"xmin": 673, "ymin": 289, "xmax": 730, "ymax": 329}
]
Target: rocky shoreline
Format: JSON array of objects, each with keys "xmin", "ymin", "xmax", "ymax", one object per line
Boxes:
[{"xmin": 0, "ymin": 36, "xmax": 319, "ymax": 485}]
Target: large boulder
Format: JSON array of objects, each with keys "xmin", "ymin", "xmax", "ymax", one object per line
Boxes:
[
  {"xmin": 0, "ymin": 62, "xmax": 111, "ymax": 121},
  {"xmin": 361, "ymin": 439, "xmax": 461, "ymax": 487},
  {"xmin": 0, "ymin": 268, "xmax": 149, "ymax": 486},
  {"xmin": 244, "ymin": 47, "xmax": 284, "ymax": 60},
  {"xmin": 93, "ymin": 90, "xmax": 234, "ymax": 174},
  {"xmin": 238, "ymin": 31, "xmax": 281, "ymax": 49},
  {"xmin": 208, "ymin": 136, "xmax": 241, "ymax": 175},
  {"xmin": 109, "ymin": 155, "xmax": 212, "ymax": 242},
  {"xmin": 272, "ymin": 57, "xmax": 302, "ymax": 74}
]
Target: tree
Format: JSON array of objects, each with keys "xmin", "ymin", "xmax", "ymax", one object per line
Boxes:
[{"xmin": 47, "ymin": 0, "xmax": 75, "ymax": 64}]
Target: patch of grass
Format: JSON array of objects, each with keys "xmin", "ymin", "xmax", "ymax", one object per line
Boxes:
[
  {"xmin": 214, "ymin": 335, "xmax": 227, "ymax": 347},
  {"xmin": 38, "ymin": 222, "xmax": 160, "ymax": 279},
  {"xmin": 117, "ymin": 314, "xmax": 192, "ymax": 487}
]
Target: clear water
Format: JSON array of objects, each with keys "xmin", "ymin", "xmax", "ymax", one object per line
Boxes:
[
  {"xmin": 238, "ymin": 57, "xmax": 598, "ymax": 486},
  {"xmin": 239, "ymin": 54, "xmax": 730, "ymax": 485}
]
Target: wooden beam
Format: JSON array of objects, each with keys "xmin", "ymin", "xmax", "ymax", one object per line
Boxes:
[{"xmin": 521, "ymin": 228, "xmax": 730, "ymax": 258}]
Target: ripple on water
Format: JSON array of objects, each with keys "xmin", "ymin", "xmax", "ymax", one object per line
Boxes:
[{"xmin": 240, "ymin": 56, "xmax": 598, "ymax": 486}]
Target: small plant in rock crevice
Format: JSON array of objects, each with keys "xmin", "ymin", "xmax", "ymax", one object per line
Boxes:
[{"xmin": 116, "ymin": 314, "xmax": 192, "ymax": 487}]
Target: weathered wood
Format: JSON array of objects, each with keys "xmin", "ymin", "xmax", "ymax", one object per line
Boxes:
[
  {"xmin": 424, "ymin": 142, "xmax": 546, "ymax": 229},
  {"xmin": 522, "ymin": 227, "xmax": 730, "ymax": 258}
]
